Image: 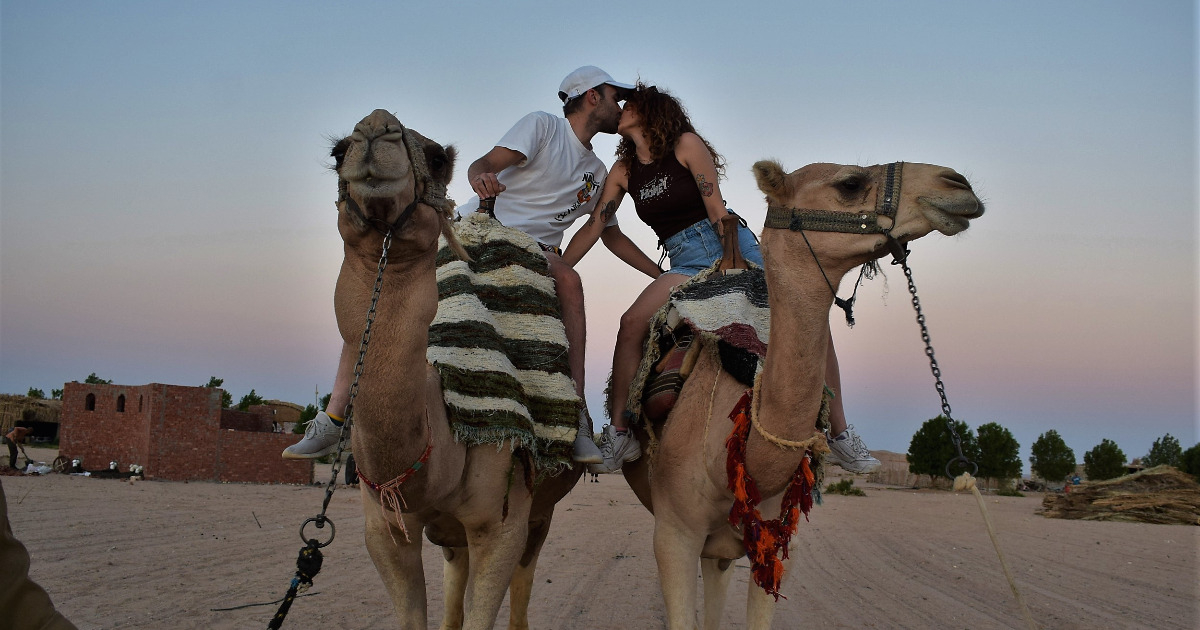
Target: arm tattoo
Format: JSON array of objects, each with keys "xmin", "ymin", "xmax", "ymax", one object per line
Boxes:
[
  {"xmin": 696, "ymin": 174, "xmax": 714, "ymax": 197},
  {"xmin": 600, "ymin": 200, "xmax": 617, "ymax": 223}
]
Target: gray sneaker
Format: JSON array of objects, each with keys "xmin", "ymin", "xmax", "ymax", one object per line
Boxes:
[
  {"xmin": 282, "ymin": 411, "xmax": 346, "ymax": 459},
  {"xmin": 572, "ymin": 409, "xmax": 603, "ymax": 464},
  {"xmin": 827, "ymin": 425, "xmax": 880, "ymax": 474},
  {"xmin": 587, "ymin": 424, "xmax": 641, "ymax": 474}
]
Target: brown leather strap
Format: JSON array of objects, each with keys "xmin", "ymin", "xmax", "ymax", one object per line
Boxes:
[{"xmin": 717, "ymin": 214, "xmax": 747, "ymax": 272}]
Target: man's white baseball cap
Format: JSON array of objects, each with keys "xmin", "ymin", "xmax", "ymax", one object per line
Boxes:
[{"xmin": 558, "ymin": 66, "xmax": 635, "ymax": 103}]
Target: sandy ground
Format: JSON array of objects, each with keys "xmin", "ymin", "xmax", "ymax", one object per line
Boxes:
[{"xmin": 4, "ymin": 446, "xmax": 1197, "ymax": 630}]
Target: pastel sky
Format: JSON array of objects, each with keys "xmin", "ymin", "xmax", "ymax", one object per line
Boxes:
[{"xmin": 1, "ymin": 1, "xmax": 1195, "ymax": 473}]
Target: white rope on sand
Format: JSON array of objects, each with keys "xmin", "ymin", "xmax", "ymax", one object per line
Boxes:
[{"xmin": 953, "ymin": 472, "xmax": 1039, "ymax": 630}]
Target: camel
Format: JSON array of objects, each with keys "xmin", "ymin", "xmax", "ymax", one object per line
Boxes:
[
  {"xmin": 330, "ymin": 109, "xmax": 582, "ymax": 630},
  {"xmin": 620, "ymin": 160, "xmax": 984, "ymax": 629}
]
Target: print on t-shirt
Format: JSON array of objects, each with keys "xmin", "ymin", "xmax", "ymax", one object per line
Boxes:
[{"xmin": 555, "ymin": 171, "xmax": 600, "ymax": 221}]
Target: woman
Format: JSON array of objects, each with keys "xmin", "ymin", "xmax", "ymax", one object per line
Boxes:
[
  {"xmin": 561, "ymin": 83, "xmax": 763, "ymax": 472},
  {"xmin": 564, "ymin": 83, "xmax": 881, "ymax": 475}
]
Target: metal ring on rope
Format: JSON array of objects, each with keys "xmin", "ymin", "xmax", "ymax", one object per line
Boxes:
[
  {"xmin": 299, "ymin": 516, "xmax": 336, "ymax": 548},
  {"xmin": 945, "ymin": 454, "xmax": 978, "ymax": 479}
]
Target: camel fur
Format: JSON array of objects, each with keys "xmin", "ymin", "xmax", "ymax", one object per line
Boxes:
[
  {"xmin": 331, "ymin": 110, "xmax": 581, "ymax": 630},
  {"xmin": 620, "ymin": 161, "xmax": 984, "ymax": 629}
]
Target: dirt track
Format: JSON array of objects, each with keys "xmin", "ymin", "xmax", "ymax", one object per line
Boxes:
[{"xmin": 5, "ymin": 447, "xmax": 1197, "ymax": 629}]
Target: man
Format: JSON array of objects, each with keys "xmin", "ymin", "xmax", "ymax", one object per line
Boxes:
[
  {"xmin": 4, "ymin": 424, "xmax": 31, "ymax": 470},
  {"xmin": 285, "ymin": 66, "xmax": 661, "ymax": 465}
]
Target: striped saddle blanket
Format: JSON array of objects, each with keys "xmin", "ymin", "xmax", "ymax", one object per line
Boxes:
[
  {"xmin": 627, "ymin": 264, "xmax": 770, "ymax": 420},
  {"xmin": 428, "ymin": 213, "xmax": 579, "ymax": 473}
]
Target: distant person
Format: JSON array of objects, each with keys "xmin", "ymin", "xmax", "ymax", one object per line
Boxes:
[
  {"xmin": 283, "ymin": 66, "xmax": 658, "ymax": 467},
  {"xmin": 4, "ymin": 424, "xmax": 31, "ymax": 470},
  {"xmin": 0, "ymin": 479, "xmax": 79, "ymax": 629}
]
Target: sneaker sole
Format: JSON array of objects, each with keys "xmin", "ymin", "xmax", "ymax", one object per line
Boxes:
[{"xmin": 281, "ymin": 444, "xmax": 345, "ymax": 460}]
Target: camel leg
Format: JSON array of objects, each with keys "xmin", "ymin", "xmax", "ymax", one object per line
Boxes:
[
  {"xmin": 700, "ymin": 558, "xmax": 733, "ymax": 630},
  {"xmin": 439, "ymin": 546, "xmax": 468, "ymax": 630},
  {"xmin": 654, "ymin": 514, "xmax": 706, "ymax": 630},
  {"xmin": 506, "ymin": 514, "xmax": 554, "ymax": 630},
  {"xmin": 744, "ymin": 549, "xmax": 792, "ymax": 630},
  {"xmin": 362, "ymin": 495, "xmax": 427, "ymax": 630},
  {"xmin": 459, "ymin": 451, "xmax": 534, "ymax": 630}
]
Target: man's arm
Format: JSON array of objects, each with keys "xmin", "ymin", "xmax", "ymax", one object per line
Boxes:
[
  {"xmin": 601, "ymin": 225, "xmax": 662, "ymax": 279},
  {"xmin": 562, "ymin": 161, "xmax": 628, "ymax": 267},
  {"xmin": 467, "ymin": 146, "xmax": 525, "ymax": 199}
]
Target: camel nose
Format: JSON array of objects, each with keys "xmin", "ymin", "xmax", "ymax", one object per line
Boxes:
[
  {"xmin": 940, "ymin": 170, "xmax": 972, "ymax": 191},
  {"xmin": 354, "ymin": 109, "xmax": 403, "ymax": 140}
]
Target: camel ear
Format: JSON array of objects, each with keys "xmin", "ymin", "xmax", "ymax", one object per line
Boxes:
[{"xmin": 753, "ymin": 160, "xmax": 790, "ymax": 204}]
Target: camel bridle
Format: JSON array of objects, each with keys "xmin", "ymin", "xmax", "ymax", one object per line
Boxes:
[
  {"xmin": 762, "ymin": 161, "xmax": 909, "ymax": 264},
  {"xmin": 338, "ymin": 121, "xmax": 453, "ymax": 238}
]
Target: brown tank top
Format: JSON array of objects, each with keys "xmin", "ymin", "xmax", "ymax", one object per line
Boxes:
[{"xmin": 627, "ymin": 152, "xmax": 708, "ymax": 242}]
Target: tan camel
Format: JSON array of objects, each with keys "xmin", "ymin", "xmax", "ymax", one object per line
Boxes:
[
  {"xmin": 621, "ymin": 161, "xmax": 984, "ymax": 629},
  {"xmin": 331, "ymin": 109, "xmax": 582, "ymax": 630}
]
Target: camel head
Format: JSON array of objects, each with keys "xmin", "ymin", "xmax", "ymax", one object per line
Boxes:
[
  {"xmin": 331, "ymin": 109, "xmax": 466, "ymax": 259},
  {"xmin": 752, "ymin": 161, "xmax": 984, "ymax": 272}
]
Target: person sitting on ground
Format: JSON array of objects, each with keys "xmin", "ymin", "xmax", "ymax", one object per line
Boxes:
[
  {"xmin": 283, "ymin": 65, "xmax": 660, "ymax": 466},
  {"xmin": 561, "ymin": 83, "xmax": 879, "ymax": 474}
]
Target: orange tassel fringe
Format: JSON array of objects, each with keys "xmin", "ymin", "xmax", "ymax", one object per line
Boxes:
[{"xmin": 725, "ymin": 390, "xmax": 815, "ymax": 600}]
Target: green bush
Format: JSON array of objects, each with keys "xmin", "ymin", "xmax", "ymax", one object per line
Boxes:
[
  {"xmin": 994, "ymin": 486, "xmax": 1025, "ymax": 497},
  {"xmin": 825, "ymin": 478, "xmax": 866, "ymax": 496}
]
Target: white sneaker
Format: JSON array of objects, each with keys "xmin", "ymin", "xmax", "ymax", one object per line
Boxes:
[
  {"xmin": 282, "ymin": 411, "xmax": 347, "ymax": 459},
  {"xmin": 587, "ymin": 424, "xmax": 641, "ymax": 474},
  {"xmin": 827, "ymin": 425, "xmax": 880, "ymax": 474},
  {"xmin": 572, "ymin": 409, "xmax": 603, "ymax": 464}
]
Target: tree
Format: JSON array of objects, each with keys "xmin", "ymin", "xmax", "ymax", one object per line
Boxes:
[
  {"xmin": 51, "ymin": 388, "xmax": 63, "ymax": 400},
  {"xmin": 1181, "ymin": 444, "xmax": 1200, "ymax": 481},
  {"xmin": 1143, "ymin": 433, "xmax": 1183, "ymax": 469},
  {"xmin": 202, "ymin": 376, "xmax": 233, "ymax": 408},
  {"xmin": 1083, "ymin": 439, "xmax": 1127, "ymax": 481},
  {"xmin": 26, "ymin": 388, "xmax": 45, "ymax": 399},
  {"xmin": 237, "ymin": 389, "xmax": 264, "ymax": 411},
  {"xmin": 907, "ymin": 416, "xmax": 979, "ymax": 483},
  {"xmin": 1029, "ymin": 430, "xmax": 1076, "ymax": 482},
  {"xmin": 84, "ymin": 373, "xmax": 112, "ymax": 384},
  {"xmin": 975, "ymin": 422, "xmax": 1022, "ymax": 481}
]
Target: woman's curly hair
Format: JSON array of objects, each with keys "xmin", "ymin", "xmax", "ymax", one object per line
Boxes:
[{"xmin": 615, "ymin": 83, "xmax": 725, "ymax": 177}]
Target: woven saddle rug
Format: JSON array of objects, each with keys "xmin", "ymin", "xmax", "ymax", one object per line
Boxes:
[
  {"xmin": 627, "ymin": 263, "xmax": 770, "ymax": 422},
  {"xmin": 428, "ymin": 213, "xmax": 579, "ymax": 474}
]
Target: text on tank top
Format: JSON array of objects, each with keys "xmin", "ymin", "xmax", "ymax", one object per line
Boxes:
[{"xmin": 627, "ymin": 152, "xmax": 709, "ymax": 243}]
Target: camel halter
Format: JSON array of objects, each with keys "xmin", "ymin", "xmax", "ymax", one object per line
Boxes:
[{"xmin": 338, "ymin": 123, "xmax": 455, "ymax": 237}]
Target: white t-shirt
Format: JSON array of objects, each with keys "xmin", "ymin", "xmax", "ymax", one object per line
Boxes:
[{"xmin": 459, "ymin": 112, "xmax": 616, "ymax": 248}]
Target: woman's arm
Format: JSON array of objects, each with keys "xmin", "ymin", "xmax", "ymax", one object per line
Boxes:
[
  {"xmin": 600, "ymin": 225, "xmax": 662, "ymax": 278},
  {"xmin": 561, "ymin": 160, "xmax": 628, "ymax": 267},
  {"xmin": 674, "ymin": 132, "xmax": 729, "ymax": 235}
]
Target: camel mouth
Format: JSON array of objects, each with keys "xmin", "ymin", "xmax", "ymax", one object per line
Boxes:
[{"xmin": 918, "ymin": 193, "xmax": 984, "ymax": 236}]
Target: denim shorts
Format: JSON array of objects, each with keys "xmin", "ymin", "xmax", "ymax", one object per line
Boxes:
[{"xmin": 662, "ymin": 215, "xmax": 763, "ymax": 277}]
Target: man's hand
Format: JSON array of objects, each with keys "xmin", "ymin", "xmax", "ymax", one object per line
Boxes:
[{"xmin": 472, "ymin": 171, "xmax": 506, "ymax": 200}]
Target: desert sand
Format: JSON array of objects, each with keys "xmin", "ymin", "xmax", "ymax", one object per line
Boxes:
[{"xmin": 4, "ymin": 446, "xmax": 1197, "ymax": 630}]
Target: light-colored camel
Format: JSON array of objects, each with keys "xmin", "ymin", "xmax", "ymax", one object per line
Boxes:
[
  {"xmin": 331, "ymin": 109, "xmax": 582, "ymax": 630},
  {"xmin": 621, "ymin": 161, "xmax": 984, "ymax": 629}
]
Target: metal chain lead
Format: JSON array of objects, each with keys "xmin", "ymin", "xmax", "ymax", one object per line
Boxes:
[
  {"xmin": 307, "ymin": 229, "xmax": 394, "ymax": 544},
  {"xmin": 899, "ymin": 257, "xmax": 977, "ymax": 478}
]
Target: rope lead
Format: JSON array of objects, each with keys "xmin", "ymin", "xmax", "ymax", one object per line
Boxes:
[{"xmin": 267, "ymin": 540, "xmax": 324, "ymax": 629}]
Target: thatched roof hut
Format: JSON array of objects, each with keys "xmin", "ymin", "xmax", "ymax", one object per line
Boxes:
[{"xmin": 1040, "ymin": 465, "xmax": 1200, "ymax": 526}]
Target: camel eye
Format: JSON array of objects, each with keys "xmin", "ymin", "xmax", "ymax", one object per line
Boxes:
[
  {"xmin": 428, "ymin": 155, "xmax": 445, "ymax": 172},
  {"xmin": 330, "ymin": 138, "xmax": 350, "ymax": 168},
  {"xmin": 834, "ymin": 175, "xmax": 866, "ymax": 196}
]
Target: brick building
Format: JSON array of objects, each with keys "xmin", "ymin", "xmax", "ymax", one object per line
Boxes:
[{"xmin": 59, "ymin": 382, "xmax": 311, "ymax": 484}]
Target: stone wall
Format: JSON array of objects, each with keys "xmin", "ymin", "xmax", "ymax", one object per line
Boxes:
[{"xmin": 59, "ymin": 382, "xmax": 310, "ymax": 484}]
